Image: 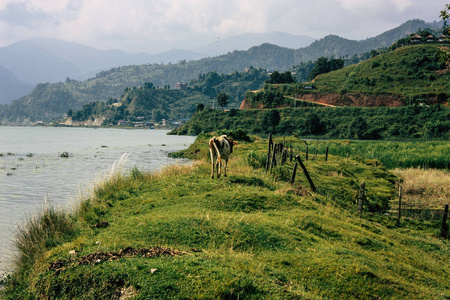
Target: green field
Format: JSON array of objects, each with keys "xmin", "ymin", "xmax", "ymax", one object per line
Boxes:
[{"xmin": 1, "ymin": 135, "xmax": 449, "ymax": 299}]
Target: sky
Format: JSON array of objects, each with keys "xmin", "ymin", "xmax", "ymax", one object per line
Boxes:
[{"xmin": 0, "ymin": 0, "xmax": 448, "ymax": 54}]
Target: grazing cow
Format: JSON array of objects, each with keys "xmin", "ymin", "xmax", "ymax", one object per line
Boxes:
[{"xmin": 209, "ymin": 135, "xmax": 235, "ymax": 179}]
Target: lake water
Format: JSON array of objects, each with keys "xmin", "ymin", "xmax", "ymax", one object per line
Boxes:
[{"xmin": 0, "ymin": 127, "xmax": 196, "ymax": 275}]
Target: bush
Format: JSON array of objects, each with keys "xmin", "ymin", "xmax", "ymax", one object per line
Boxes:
[
  {"xmin": 245, "ymin": 151, "xmax": 267, "ymax": 169},
  {"xmin": 216, "ymin": 129, "xmax": 252, "ymax": 142}
]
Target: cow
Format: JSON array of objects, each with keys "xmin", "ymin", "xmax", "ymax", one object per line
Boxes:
[{"xmin": 209, "ymin": 135, "xmax": 236, "ymax": 179}]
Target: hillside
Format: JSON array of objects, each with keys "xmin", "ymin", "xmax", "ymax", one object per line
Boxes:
[
  {"xmin": 170, "ymin": 44, "xmax": 450, "ymax": 140},
  {"xmin": 0, "ymin": 19, "xmax": 444, "ymax": 123},
  {"xmin": 241, "ymin": 44, "xmax": 450, "ymax": 108},
  {"xmin": 1, "ymin": 135, "xmax": 448, "ymax": 299},
  {"xmin": 0, "ymin": 68, "xmax": 269, "ymax": 124},
  {"xmin": 307, "ymin": 44, "xmax": 450, "ymax": 105}
]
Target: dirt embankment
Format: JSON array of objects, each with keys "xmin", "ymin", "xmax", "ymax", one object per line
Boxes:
[
  {"xmin": 63, "ymin": 116, "xmax": 106, "ymax": 126},
  {"xmin": 293, "ymin": 93, "xmax": 406, "ymax": 107},
  {"xmin": 240, "ymin": 93, "xmax": 407, "ymax": 109}
]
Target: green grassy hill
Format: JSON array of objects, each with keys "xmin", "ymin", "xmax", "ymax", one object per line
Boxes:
[
  {"xmin": 282, "ymin": 44, "xmax": 450, "ymax": 107},
  {"xmin": 313, "ymin": 44, "xmax": 450, "ymax": 98},
  {"xmin": 2, "ymin": 135, "xmax": 449, "ymax": 299}
]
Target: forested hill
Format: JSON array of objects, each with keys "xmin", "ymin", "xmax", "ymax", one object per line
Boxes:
[
  {"xmin": 0, "ymin": 19, "xmax": 443, "ymax": 123},
  {"xmin": 65, "ymin": 69, "xmax": 269, "ymax": 126}
]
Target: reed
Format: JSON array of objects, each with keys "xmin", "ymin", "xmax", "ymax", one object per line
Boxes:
[
  {"xmin": 392, "ymin": 168, "xmax": 450, "ymax": 208},
  {"xmin": 12, "ymin": 203, "xmax": 74, "ymax": 279}
]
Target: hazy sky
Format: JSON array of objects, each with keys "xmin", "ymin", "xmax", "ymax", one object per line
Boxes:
[{"xmin": 0, "ymin": 0, "xmax": 448, "ymax": 53}]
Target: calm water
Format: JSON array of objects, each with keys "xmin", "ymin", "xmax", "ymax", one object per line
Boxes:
[{"xmin": 0, "ymin": 127, "xmax": 195, "ymax": 274}]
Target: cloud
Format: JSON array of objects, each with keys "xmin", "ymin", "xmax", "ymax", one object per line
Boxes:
[
  {"xmin": 0, "ymin": 1, "xmax": 55, "ymax": 28},
  {"xmin": 0, "ymin": 0, "xmax": 448, "ymax": 53}
]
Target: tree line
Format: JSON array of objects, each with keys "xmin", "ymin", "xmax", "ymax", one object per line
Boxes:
[{"xmin": 171, "ymin": 104, "xmax": 449, "ymax": 140}]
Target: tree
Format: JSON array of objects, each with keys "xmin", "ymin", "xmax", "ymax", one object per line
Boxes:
[
  {"xmin": 196, "ymin": 103, "xmax": 205, "ymax": 113},
  {"xmin": 309, "ymin": 57, "xmax": 345, "ymax": 80},
  {"xmin": 266, "ymin": 71, "xmax": 295, "ymax": 84},
  {"xmin": 305, "ymin": 113, "xmax": 322, "ymax": 135},
  {"xmin": 216, "ymin": 92, "xmax": 229, "ymax": 110},
  {"xmin": 262, "ymin": 109, "xmax": 281, "ymax": 133},
  {"xmin": 440, "ymin": 4, "xmax": 450, "ymax": 21},
  {"xmin": 349, "ymin": 116, "xmax": 368, "ymax": 139}
]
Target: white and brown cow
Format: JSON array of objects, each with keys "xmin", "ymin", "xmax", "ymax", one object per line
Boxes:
[{"xmin": 209, "ymin": 135, "xmax": 235, "ymax": 179}]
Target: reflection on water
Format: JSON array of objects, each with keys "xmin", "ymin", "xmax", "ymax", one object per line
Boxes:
[{"xmin": 0, "ymin": 127, "xmax": 196, "ymax": 274}]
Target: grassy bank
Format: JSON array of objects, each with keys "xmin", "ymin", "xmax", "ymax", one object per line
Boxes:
[{"xmin": 1, "ymin": 135, "xmax": 449, "ymax": 299}]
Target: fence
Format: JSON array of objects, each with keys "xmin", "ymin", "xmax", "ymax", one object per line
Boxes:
[{"xmin": 263, "ymin": 135, "xmax": 449, "ymax": 238}]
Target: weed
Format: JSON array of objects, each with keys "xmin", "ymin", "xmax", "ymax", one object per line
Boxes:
[{"xmin": 58, "ymin": 152, "xmax": 72, "ymax": 158}]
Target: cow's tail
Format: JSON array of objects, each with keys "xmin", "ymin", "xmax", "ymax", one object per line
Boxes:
[{"xmin": 210, "ymin": 138, "xmax": 221, "ymax": 163}]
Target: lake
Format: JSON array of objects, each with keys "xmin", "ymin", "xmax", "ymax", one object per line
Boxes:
[{"xmin": 0, "ymin": 127, "xmax": 196, "ymax": 275}]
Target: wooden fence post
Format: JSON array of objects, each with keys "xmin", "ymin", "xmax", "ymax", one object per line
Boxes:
[
  {"xmin": 397, "ymin": 185, "xmax": 402, "ymax": 226},
  {"xmin": 295, "ymin": 155, "xmax": 317, "ymax": 192},
  {"xmin": 325, "ymin": 147, "xmax": 329, "ymax": 162},
  {"xmin": 265, "ymin": 133, "xmax": 273, "ymax": 172},
  {"xmin": 305, "ymin": 145, "xmax": 308, "ymax": 161},
  {"xmin": 441, "ymin": 204, "xmax": 449, "ymax": 238},
  {"xmin": 270, "ymin": 143, "xmax": 277, "ymax": 170},
  {"xmin": 281, "ymin": 149, "xmax": 287, "ymax": 165},
  {"xmin": 289, "ymin": 142, "xmax": 293, "ymax": 162},
  {"xmin": 291, "ymin": 163, "xmax": 298, "ymax": 184},
  {"xmin": 358, "ymin": 181, "xmax": 365, "ymax": 214}
]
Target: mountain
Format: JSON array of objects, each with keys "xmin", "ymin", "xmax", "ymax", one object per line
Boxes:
[
  {"xmin": 0, "ymin": 19, "xmax": 446, "ymax": 121},
  {"xmin": 0, "ymin": 65, "xmax": 34, "ymax": 105},
  {"xmin": 193, "ymin": 32, "xmax": 315, "ymax": 56},
  {"xmin": 0, "ymin": 38, "xmax": 201, "ymax": 84},
  {"xmin": 293, "ymin": 19, "xmax": 445, "ymax": 62}
]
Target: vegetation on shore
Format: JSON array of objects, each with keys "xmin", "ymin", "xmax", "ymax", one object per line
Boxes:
[
  {"xmin": 1, "ymin": 132, "xmax": 449, "ymax": 299},
  {"xmin": 171, "ymin": 104, "xmax": 450, "ymax": 141}
]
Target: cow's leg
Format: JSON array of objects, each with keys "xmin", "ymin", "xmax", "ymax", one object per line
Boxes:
[
  {"xmin": 217, "ymin": 157, "xmax": 221, "ymax": 178},
  {"xmin": 210, "ymin": 149, "xmax": 215, "ymax": 179},
  {"xmin": 223, "ymin": 159, "xmax": 228, "ymax": 177}
]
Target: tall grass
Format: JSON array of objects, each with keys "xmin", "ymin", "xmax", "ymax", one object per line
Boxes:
[
  {"xmin": 392, "ymin": 168, "xmax": 450, "ymax": 209},
  {"xmin": 12, "ymin": 204, "xmax": 74, "ymax": 279}
]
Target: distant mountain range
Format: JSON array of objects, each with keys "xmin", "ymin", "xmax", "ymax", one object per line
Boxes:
[
  {"xmin": 0, "ymin": 19, "xmax": 444, "ymax": 107},
  {"xmin": 192, "ymin": 32, "xmax": 315, "ymax": 56},
  {"xmin": 0, "ymin": 65, "xmax": 34, "ymax": 105}
]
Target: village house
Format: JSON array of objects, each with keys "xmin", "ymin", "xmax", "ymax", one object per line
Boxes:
[
  {"xmin": 174, "ymin": 82, "xmax": 187, "ymax": 90},
  {"xmin": 410, "ymin": 34, "xmax": 422, "ymax": 43},
  {"xmin": 426, "ymin": 35, "xmax": 435, "ymax": 42}
]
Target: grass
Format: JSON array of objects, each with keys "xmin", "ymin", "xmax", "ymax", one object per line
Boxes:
[
  {"xmin": 1, "ymin": 135, "xmax": 449, "ymax": 299},
  {"xmin": 291, "ymin": 139, "xmax": 450, "ymax": 170},
  {"xmin": 392, "ymin": 168, "xmax": 450, "ymax": 209}
]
